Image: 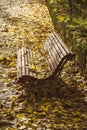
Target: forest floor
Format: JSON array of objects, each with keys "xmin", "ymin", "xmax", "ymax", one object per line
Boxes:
[{"xmin": 0, "ymin": 0, "xmax": 87, "ymax": 130}]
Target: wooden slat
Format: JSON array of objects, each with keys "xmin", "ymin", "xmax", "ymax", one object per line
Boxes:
[
  {"xmin": 22, "ymin": 48, "xmax": 25, "ymax": 75},
  {"xmin": 54, "ymin": 33, "xmax": 68, "ymax": 54},
  {"xmin": 17, "ymin": 49, "xmax": 19, "ymax": 79},
  {"xmin": 46, "ymin": 41, "xmax": 57, "ymax": 71},
  {"xmin": 50, "ymin": 35, "xmax": 64, "ymax": 59},
  {"xmin": 33, "ymin": 50, "xmax": 38, "ymax": 79},
  {"xmin": 17, "ymin": 49, "xmax": 23, "ymax": 80},
  {"xmin": 28, "ymin": 49, "xmax": 32, "ymax": 77},
  {"xmin": 44, "ymin": 44, "xmax": 54, "ymax": 72},
  {"xmin": 43, "ymin": 46, "xmax": 52, "ymax": 76},
  {"xmin": 49, "ymin": 36, "xmax": 62, "ymax": 62},
  {"xmin": 27, "ymin": 49, "xmax": 30, "ymax": 76},
  {"xmin": 24, "ymin": 48, "xmax": 26, "ymax": 75},
  {"xmin": 54, "ymin": 33, "xmax": 71, "ymax": 54},
  {"xmin": 52, "ymin": 34, "xmax": 67, "ymax": 56},
  {"xmin": 25, "ymin": 48, "xmax": 29, "ymax": 75},
  {"xmin": 29, "ymin": 49, "xmax": 37, "ymax": 78},
  {"xmin": 17, "ymin": 49, "xmax": 20, "ymax": 79},
  {"xmin": 48, "ymin": 39, "xmax": 59, "ymax": 67},
  {"xmin": 19, "ymin": 49, "xmax": 22, "ymax": 78}
]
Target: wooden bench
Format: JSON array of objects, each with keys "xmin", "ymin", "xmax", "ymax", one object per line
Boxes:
[{"xmin": 17, "ymin": 32, "xmax": 74, "ymax": 81}]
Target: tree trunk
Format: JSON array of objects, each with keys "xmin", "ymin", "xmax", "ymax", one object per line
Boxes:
[{"xmin": 68, "ymin": 0, "xmax": 73, "ymax": 21}]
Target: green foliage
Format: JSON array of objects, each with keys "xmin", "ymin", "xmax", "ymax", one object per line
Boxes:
[{"xmin": 48, "ymin": 0, "xmax": 87, "ymax": 74}]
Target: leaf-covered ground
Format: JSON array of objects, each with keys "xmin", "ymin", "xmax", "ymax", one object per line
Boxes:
[{"xmin": 0, "ymin": 0, "xmax": 87, "ymax": 130}]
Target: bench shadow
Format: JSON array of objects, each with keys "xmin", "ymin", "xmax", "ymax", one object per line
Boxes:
[{"xmin": 19, "ymin": 77, "xmax": 87, "ymax": 108}]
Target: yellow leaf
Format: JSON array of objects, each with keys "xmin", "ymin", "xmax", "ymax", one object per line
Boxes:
[
  {"xmin": 42, "ymin": 51, "xmax": 47, "ymax": 56},
  {"xmin": 8, "ymin": 71, "xmax": 13, "ymax": 77},
  {"xmin": 9, "ymin": 62, "xmax": 15, "ymax": 67},
  {"xmin": 16, "ymin": 113, "xmax": 27, "ymax": 121},
  {"xmin": 33, "ymin": 111, "xmax": 38, "ymax": 115},
  {"xmin": 53, "ymin": 124, "xmax": 58, "ymax": 129},
  {"xmin": 31, "ymin": 64, "xmax": 35, "ymax": 69},
  {"xmin": 24, "ymin": 120, "xmax": 29, "ymax": 125},
  {"xmin": 38, "ymin": 74, "xmax": 44, "ymax": 79},
  {"xmin": 0, "ymin": 56, "xmax": 4, "ymax": 62},
  {"xmin": 14, "ymin": 29, "xmax": 17, "ymax": 34},
  {"xmin": 41, "ymin": 105, "xmax": 50, "ymax": 112},
  {"xmin": 38, "ymin": 66, "xmax": 42, "ymax": 70},
  {"xmin": 11, "ymin": 95, "xmax": 18, "ymax": 100}
]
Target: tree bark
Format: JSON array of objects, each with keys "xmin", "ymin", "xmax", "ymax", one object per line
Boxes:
[{"xmin": 68, "ymin": 0, "xmax": 73, "ymax": 21}]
